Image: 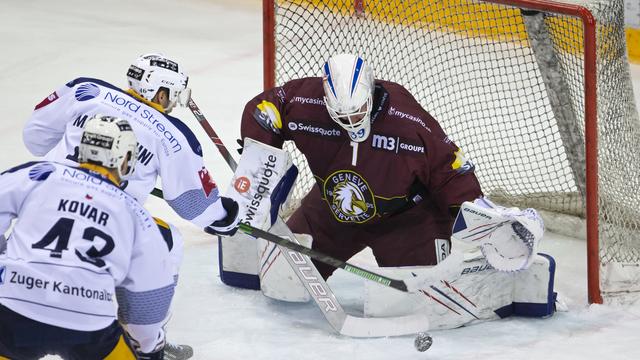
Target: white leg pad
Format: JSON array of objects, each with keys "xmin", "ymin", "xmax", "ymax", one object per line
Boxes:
[
  {"xmin": 364, "ymin": 254, "xmax": 555, "ymax": 329},
  {"xmin": 219, "ymin": 233, "xmax": 260, "ymax": 288},
  {"xmin": 259, "ymin": 224, "xmax": 312, "ymax": 302}
]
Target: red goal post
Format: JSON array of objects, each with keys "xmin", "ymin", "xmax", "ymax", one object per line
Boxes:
[{"xmin": 262, "ymin": 0, "xmax": 639, "ymax": 304}]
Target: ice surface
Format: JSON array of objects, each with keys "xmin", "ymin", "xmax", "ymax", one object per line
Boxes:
[{"xmin": 1, "ymin": 0, "xmax": 640, "ymax": 359}]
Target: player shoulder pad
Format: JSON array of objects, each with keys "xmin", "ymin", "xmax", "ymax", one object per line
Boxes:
[
  {"xmin": 65, "ymin": 78, "xmax": 203, "ymax": 157},
  {"xmin": 65, "ymin": 77, "xmax": 118, "ymax": 90},
  {"xmin": 1, "ymin": 161, "xmax": 46, "ymax": 176},
  {"xmin": 161, "ymin": 113, "xmax": 203, "ymax": 157}
]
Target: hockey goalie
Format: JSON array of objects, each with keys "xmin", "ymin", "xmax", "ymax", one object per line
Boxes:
[{"xmin": 218, "ymin": 53, "xmax": 556, "ymax": 334}]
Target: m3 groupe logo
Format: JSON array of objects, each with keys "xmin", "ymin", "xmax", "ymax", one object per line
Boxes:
[{"xmin": 371, "ymin": 134, "xmax": 425, "ymax": 155}]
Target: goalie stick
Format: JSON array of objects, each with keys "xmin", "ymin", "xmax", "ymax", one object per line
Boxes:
[
  {"xmin": 184, "ymin": 97, "xmax": 433, "ymax": 337},
  {"xmin": 238, "ymin": 223, "xmax": 416, "ymax": 292}
]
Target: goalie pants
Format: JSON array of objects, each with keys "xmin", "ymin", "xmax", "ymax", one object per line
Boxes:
[
  {"xmin": 288, "ymin": 187, "xmax": 453, "ymax": 279},
  {"xmin": 0, "ymin": 304, "xmax": 136, "ymax": 360}
]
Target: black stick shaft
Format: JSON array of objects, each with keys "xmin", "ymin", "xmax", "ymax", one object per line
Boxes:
[{"xmin": 187, "ymin": 98, "xmax": 238, "ymax": 171}]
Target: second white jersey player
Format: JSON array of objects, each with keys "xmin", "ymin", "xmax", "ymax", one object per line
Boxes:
[{"xmin": 23, "ymin": 56, "xmax": 230, "ymax": 229}]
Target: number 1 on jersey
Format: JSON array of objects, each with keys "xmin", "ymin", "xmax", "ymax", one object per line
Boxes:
[{"xmin": 350, "ymin": 141, "xmax": 358, "ymax": 166}]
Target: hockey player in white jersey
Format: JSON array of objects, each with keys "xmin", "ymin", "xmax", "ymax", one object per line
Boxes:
[
  {"xmin": 23, "ymin": 53, "xmax": 238, "ymax": 234},
  {"xmin": 22, "ymin": 53, "xmax": 239, "ymax": 357},
  {"xmin": 0, "ymin": 116, "xmax": 174, "ymax": 359}
]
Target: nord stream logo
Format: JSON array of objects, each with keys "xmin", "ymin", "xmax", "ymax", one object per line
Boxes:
[
  {"xmin": 75, "ymin": 83, "xmax": 101, "ymax": 101},
  {"xmin": 102, "ymin": 91, "xmax": 183, "ymax": 153}
]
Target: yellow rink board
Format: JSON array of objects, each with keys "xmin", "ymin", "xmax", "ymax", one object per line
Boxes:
[
  {"xmin": 284, "ymin": 0, "xmax": 639, "ymax": 62},
  {"xmin": 629, "ymin": 28, "xmax": 640, "ymax": 63}
]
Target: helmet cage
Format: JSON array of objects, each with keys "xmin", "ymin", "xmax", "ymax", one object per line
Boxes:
[{"xmin": 324, "ymin": 95, "xmax": 372, "ymax": 132}]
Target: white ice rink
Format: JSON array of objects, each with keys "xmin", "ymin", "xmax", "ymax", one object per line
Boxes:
[{"xmin": 2, "ymin": 0, "xmax": 640, "ymax": 359}]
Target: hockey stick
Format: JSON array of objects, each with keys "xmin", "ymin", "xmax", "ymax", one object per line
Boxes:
[
  {"xmin": 186, "ymin": 98, "xmax": 238, "ymax": 171},
  {"xmin": 185, "ymin": 98, "xmax": 431, "ymax": 337}
]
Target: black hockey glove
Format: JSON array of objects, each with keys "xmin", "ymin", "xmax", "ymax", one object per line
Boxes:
[{"xmin": 205, "ymin": 197, "xmax": 240, "ymax": 236}]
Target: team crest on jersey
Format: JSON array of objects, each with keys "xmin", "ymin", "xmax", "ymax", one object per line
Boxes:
[
  {"xmin": 323, "ymin": 170, "xmax": 376, "ymax": 223},
  {"xmin": 75, "ymin": 83, "xmax": 100, "ymax": 101},
  {"xmin": 28, "ymin": 163, "xmax": 56, "ymax": 181}
]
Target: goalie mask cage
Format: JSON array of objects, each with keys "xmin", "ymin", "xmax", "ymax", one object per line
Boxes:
[{"xmin": 262, "ymin": 0, "xmax": 640, "ymax": 304}]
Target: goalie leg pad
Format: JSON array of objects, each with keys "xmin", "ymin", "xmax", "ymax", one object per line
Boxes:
[
  {"xmin": 218, "ymin": 234, "xmax": 260, "ymax": 290},
  {"xmin": 364, "ymin": 254, "xmax": 555, "ymax": 330},
  {"xmin": 258, "ymin": 222, "xmax": 312, "ymax": 302},
  {"xmin": 496, "ymin": 253, "xmax": 557, "ymax": 318}
]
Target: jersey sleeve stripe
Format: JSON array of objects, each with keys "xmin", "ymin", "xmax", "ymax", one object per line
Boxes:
[
  {"xmin": 115, "ymin": 284, "xmax": 174, "ymax": 325},
  {"xmin": 165, "ymin": 188, "xmax": 220, "ymax": 221}
]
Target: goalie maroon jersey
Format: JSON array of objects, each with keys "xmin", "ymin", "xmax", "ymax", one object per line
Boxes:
[{"xmin": 241, "ymin": 77, "xmax": 483, "ymax": 278}]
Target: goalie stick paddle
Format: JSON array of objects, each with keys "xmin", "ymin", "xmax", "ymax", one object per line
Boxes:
[{"xmin": 238, "ymin": 223, "xmax": 413, "ymax": 292}]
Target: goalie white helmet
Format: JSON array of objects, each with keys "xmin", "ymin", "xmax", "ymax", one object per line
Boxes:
[
  {"xmin": 78, "ymin": 115, "xmax": 139, "ymax": 181},
  {"xmin": 322, "ymin": 53, "xmax": 375, "ymax": 142},
  {"xmin": 126, "ymin": 53, "xmax": 190, "ymax": 112}
]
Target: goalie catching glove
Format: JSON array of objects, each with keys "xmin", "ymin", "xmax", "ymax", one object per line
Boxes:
[
  {"xmin": 205, "ymin": 197, "xmax": 240, "ymax": 236},
  {"xmin": 452, "ymin": 197, "xmax": 544, "ymax": 272}
]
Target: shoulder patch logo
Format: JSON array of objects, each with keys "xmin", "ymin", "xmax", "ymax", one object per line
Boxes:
[
  {"xmin": 28, "ymin": 163, "xmax": 56, "ymax": 181},
  {"xmin": 34, "ymin": 91, "xmax": 59, "ymax": 110},
  {"xmin": 451, "ymin": 148, "xmax": 475, "ymax": 174},
  {"xmin": 323, "ymin": 170, "xmax": 376, "ymax": 223},
  {"xmin": 198, "ymin": 167, "xmax": 218, "ymax": 197},
  {"xmin": 254, "ymin": 100, "xmax": 282, "ymax": 134},
  {"xmin": 75, "ymin": 83, "xmax": 100, "ymax": 101}
]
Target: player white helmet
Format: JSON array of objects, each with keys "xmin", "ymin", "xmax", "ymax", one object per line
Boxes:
[
  {"xmin": 126, "ymin": 53, "xmax": 190, "ymax": 113},
  {"xmin": 322, "ymin": 53, "xmax": 375, "ymax": 142},
  {"xmin": 78, "ymin": 115, "xmax": 139, "ymax": 181}
]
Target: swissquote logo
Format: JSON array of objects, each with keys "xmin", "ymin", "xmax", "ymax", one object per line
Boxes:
[
  {"xmin": 75, "ymin": 83, "xmax": 101, "ymax": 101},
  {"xmin": 323, "ymin": 170, "xmax": 376, "ymax": 223},
  {"xmin": 287, "ymin": 120, "xmax": 341, "ymax": 137}
]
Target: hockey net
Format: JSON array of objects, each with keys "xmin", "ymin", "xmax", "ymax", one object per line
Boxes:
[{"xmin": 263, "ymin": 0, "xmax": 640, "ymax": 304}]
